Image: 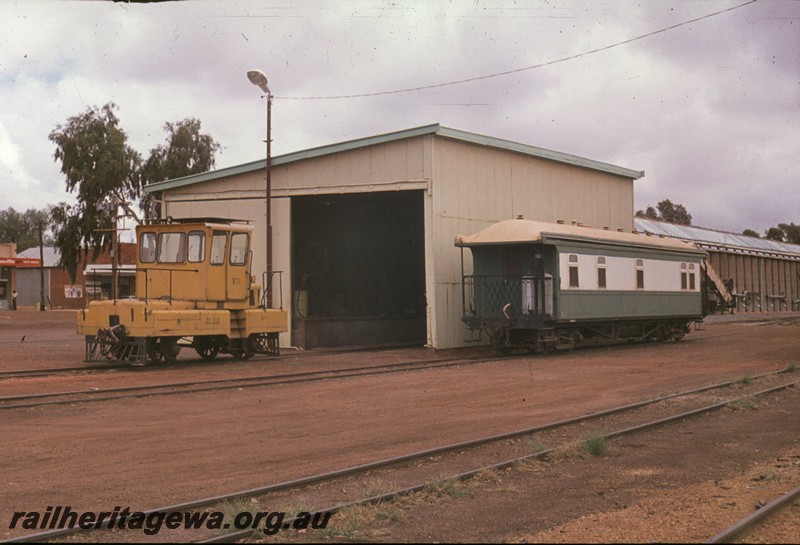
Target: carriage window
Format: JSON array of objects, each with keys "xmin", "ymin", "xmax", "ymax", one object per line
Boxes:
[
  {"xmin": 681, "ymin": 263, "xmax": 688, "ymax": 290},
  {"xmin": 210, "ymin": 231, "xmax": 227, "ymax": 265},
  {"xmin": 635, "ymin": 259, "xmax": 644, "ymax": 289},
  {"xmin": 568, "ymin": 255, "xmax": 579, "ymax": 288},
  {"xmin": 188, "ymin": 231, "xmax": 205, "ymax": 263},
  {"xmin": 139, "ymin": 232, "xmax": 156, "ymax": 263},
  {"xmin": 157, "ymin": 232, "xmax": 186, "ymax": 263},
  {"xmin": 596, "ymin": 256, "xmax": 607, "ymax": 288},
  {"xmin": 230, "ymin": 233, "xmax": 249, "ymax": 266}
]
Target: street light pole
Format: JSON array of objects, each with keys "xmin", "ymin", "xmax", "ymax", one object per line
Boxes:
[{"xmin": 247, "ymin": 69, "xmax": 273, "ymax": 308}]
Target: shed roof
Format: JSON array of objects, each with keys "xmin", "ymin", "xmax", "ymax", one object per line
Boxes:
[
  {"xmin": 18, "ymin": 247, "xmax": 60, "ymax": 267},
  {"xmin": 634, "ymin": 218, "xmax": 800, "ymax": 260},
  {"xmin": 144, "ymin": 124, "xmax": 645, "ymax": 194},
  {"xmin": 455, "ymin": 219, "xmax": 703, "ymax": 254}
]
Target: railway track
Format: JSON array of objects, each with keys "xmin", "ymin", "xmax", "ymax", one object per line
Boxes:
[
  {"xmin": 0, "ymin": 329, "xmax": 738, "ymax": 382},
  {"xmin": 0, "ymin": 330, "xmax": 758, "ymax": 411},
  {"xmin": 0, "ymin": 353, "xmax": 513, "ymax": 410},
  {"xmin": 707, "ymin": 484, "xmax": 800, "ymax": 543},
  {"xmin": 6, "ymin": 368, "xmax": 797, "ymax": 543}
]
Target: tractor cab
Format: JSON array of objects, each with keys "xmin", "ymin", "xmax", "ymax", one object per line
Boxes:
[{"xmin": 135, "ymin": 218, "xmax": 256, "ymax": 308}]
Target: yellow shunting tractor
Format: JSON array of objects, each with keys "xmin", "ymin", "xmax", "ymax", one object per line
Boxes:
[{"xmin": 77, "ymin": 218, "xmax": 288, "ymax": 365}]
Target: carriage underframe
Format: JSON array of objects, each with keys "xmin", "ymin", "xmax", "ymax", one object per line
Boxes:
[
  {"xmin": 464, "ymin": 315, "xmax": 693, "ymax": 354},
  {"xmin": 85, "ymin": 327, "xmax": 280, "ymax": 365}
]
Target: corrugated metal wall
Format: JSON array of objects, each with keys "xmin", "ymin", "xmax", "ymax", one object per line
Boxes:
[
  {"xmin": 707, "ymin": 251, "xmax": 800, "ymax": 312},
  {"xmin": 160, "ymin": 134, "xmax": 637, "ymax": 349},
  {"xmin": 430, "ymin": 138, "xmax": 634, "ymax": 348}
]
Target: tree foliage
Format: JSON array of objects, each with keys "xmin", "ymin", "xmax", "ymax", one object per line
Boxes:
[
  {"xmin": 48, "ymin": 103, "xmax": 142, "ymax": 281},
  {"xmin": 763, "ymin": 222, "xmax": 800, "ymax": 244},
  {"xmin": 139, "ymin": 118, "xmax": 222, "ymax": 218},
  {"xmin": 47, "ymin": 104, "xmax": 223, "ymax": 280},
  {"xmin": 635, "ymin": 199, "xmax": 692, "ymax": 225},
  {"xmin": 742, "ymin": 228, "xmax": 760, "ymax": 238},
  {"xmin": 0, "ymin": 208, "xmax": 52, "ymax": 253}
]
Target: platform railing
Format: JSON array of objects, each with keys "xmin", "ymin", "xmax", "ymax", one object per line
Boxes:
[{"xmin": 462, "ymin": 274, "xmax": 551, "ymax": 318}]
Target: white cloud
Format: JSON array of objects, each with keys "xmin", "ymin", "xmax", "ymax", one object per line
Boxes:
[{"xmin": 0, "ymin": 0, "xmax": 797, "ymax": 237}]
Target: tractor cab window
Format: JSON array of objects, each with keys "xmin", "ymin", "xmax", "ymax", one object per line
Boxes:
[
  {"xmin": 230, "ymin": 232, "xmax": 249, "ymax": 266},
  {"xmin": 188, "ymin": 231, "xmax": 206, "ymax": 263},
  {"xmin": 210, "ymin": 231, "xmax": 227, "ymax": 265},
  {"xmin": 140, "ymin": 232, "xmax": 156, "ymax": 263},
  {"xmin": 157, "ymin": 232, "xmax": 186, "ymax": 263}
]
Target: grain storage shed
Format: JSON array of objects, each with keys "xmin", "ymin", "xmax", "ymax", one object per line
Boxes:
[
  {"xmin": 635, "ymin": 218, "xmax": 800, "ymax": 313},
  {"xmin": 144, "ymin": 124, "xmax": 644, "ymax": 349}
]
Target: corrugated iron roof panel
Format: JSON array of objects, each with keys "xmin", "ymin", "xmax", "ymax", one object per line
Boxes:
[{"xmin": 634, "ymin": 218, "xmax": 800, "ymax": 258}]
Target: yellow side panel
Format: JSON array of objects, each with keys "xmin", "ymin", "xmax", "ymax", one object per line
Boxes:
[
  {"xmin": 242, "ymin": 309, "xmax": 289, "ymax": 336},
  {"xmin": 76, "ymin": 301, "xmax": 230, "ymax": 338},
  {"xmin": 148, "ymin": 310, "xmax": 230, "ymax": 337}
]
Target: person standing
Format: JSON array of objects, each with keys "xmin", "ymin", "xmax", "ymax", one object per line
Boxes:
[{"xmin": 12, "ymin": 289, "xmax": 18, "ymax": 310}]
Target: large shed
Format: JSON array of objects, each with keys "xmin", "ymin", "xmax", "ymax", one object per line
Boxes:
[
  {"xmin": 145, "ymin": 124, "xmax": 644, "ymax": 349},
  {"xmin": 635, "ymin": 218, "xmax": 800, "ymax": 313}
]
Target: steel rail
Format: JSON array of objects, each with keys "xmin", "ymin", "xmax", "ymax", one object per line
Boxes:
[
  {"xmin": 0, "ymin": 329, "xmax": 739, "ymax": 382},
  {"xmin": 0, "ymin": 353, "xmax": 516, "ymax": 410},
  {"xmin": 706, "ymin": 484, "xmax": 800, "ymax": 543},
  {"xmin": 199, "ymin": 379, "xmax": 800, "ymax": 544},
  {"xmin": 5, "ymin": 375, "xmax": 797, "ymax": 544},
  {"xmin": 0, "ymin": 364, "xmax": 124, "ymax": 379}
]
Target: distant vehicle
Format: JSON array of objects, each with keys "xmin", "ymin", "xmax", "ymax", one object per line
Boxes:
[
  {"xmin": 77, "ymin": 218, "xmax": 287, "ymax": 364},
  {"xmin": 455, "ymin": 219, "xmax": 711, "ymax": 353}
]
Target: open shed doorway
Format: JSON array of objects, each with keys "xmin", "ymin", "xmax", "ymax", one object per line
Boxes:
[{"xmin": 291, "ymin": 190, "xmax": 426, "ymax": 348}]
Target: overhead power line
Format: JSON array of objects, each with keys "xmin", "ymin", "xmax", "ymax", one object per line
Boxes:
[{"xmin": 277, "ymin": 0, "xmax": 758, "ymax": 100}]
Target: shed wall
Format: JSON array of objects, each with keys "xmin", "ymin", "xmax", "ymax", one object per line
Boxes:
[
  {"xmin": 430, "ymin": 138, "xmax": 635, "ymax": 349},
  {"xmin": 707, "ymin": 250, "xmax": 800, "ymax": 312},
  {"xmin": 159, "ymin": 133, "xmax": 638, "ymax": 349}
]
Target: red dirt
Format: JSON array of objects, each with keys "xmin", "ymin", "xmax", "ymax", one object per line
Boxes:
[{"xmin": 1, "ymin": 310, "xmax": 798, "ymax": 542}]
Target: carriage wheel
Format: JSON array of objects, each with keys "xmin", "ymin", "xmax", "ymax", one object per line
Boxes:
[{"xmin": 194, "ymin": 336, "xmax": 220, "ymax": 361}]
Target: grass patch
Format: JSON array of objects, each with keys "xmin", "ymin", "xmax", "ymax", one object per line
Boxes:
[
  {"xmin": 526, "ymin": 439, "xmax": 547, "ymax": 454},
  {"xmin": 583, "ymin": 433, "xmax": 609, "ymax": 456},
  {"xmin": 729, "ymin": 398, "xmax": 759, "ymax": 411},
  {"xmin": 737, "ymin": 374, "xmax": 754, "ymax": 385},
  {"xmin": 425, "ymin": 478, "xmax": 469, "ymax": 498},
  {"xmin": 315, "ymin": 504, "xmax": 400, "ymax": 541},
  {"xmin": 549, "ymin": 442, "xmax": 586, "ymax": 461},
  {"xmin": 363, "ymin": 480, "xmax": 395, "ymax": 500},
  {"xmin": 785, "ymin": 362, "xmax": 797, "ymax": 373},
  {"xmin": 219, "ymin": 497, "xmax": 257, "ymax": 536}
]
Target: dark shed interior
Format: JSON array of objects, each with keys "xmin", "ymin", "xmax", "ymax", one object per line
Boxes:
[{"xmin": 291, "ymin": 190, "xmax": 426, "ymax": 348}]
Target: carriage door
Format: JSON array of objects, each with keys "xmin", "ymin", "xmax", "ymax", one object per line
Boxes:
[{"xmin": 208, "ymin": 231, "xmax": 228, "ymax": 301}]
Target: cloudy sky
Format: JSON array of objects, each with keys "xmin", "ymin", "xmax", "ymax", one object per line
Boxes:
[{"xmin": 1, "ymin": 0, "xmax": 798, "ymax": 236}]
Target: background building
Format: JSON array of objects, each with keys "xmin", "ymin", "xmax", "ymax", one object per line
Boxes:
[
  {"xmin": 0, "ymin": 242, "xmax": 41, "ymax": 310},
  {"xmin": 145, "ymin": 124, "xmax": 644, "ymax": 349},
  {"xmin": 635, "ymin": 218, "xmax": 800, "ymax": 313},
  {"xmin": 16, "ymin": 244, "xmax": 136, "ymax": 309}
]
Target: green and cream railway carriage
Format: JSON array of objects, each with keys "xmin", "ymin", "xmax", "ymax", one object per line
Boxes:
[
  {"xmin": 77, "ymin": 218, "xmax": 288, "ymax": 364},
  {"xmin": 456, "ymin": 219, "xmax": 708, "ymax": 353}
]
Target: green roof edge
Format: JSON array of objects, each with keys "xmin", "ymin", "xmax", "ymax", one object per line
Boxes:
[{"xmin": 144, "ymin": 123, "xmax": 644, "ymax": 194}]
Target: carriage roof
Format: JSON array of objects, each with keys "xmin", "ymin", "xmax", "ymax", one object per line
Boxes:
[{"xmin": 455, "ymin": 219, "xmax": 705, "ymax": 255}]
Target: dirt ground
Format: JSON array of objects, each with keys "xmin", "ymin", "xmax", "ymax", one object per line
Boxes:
[{"xmin": 1, "ymin": 310, "xmax": 799, "ymax": 542}]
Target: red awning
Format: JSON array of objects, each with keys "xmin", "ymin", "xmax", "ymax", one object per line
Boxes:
[{"xmin": 0, "ymin": 257, "xmax": 42, "ymax": 267}]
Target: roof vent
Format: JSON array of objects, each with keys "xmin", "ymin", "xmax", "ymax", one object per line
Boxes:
[
  {"xmin": 603, "ymin": 226, "xmax": 609, "ymax": 230},
  {"xmin": 571, "ymin": 220, "xmax": 577, "ymax": 225},
  {"xmin": 617, "ymin": 228, "xmax": 624, "ymax": 232},
  {"xmin": 557, "ymin": 220, "xmax": 565, "ymax": 224},
  {"xmin": 516, "ymin": 214, "xmax": 524, "ymax": 220}
]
